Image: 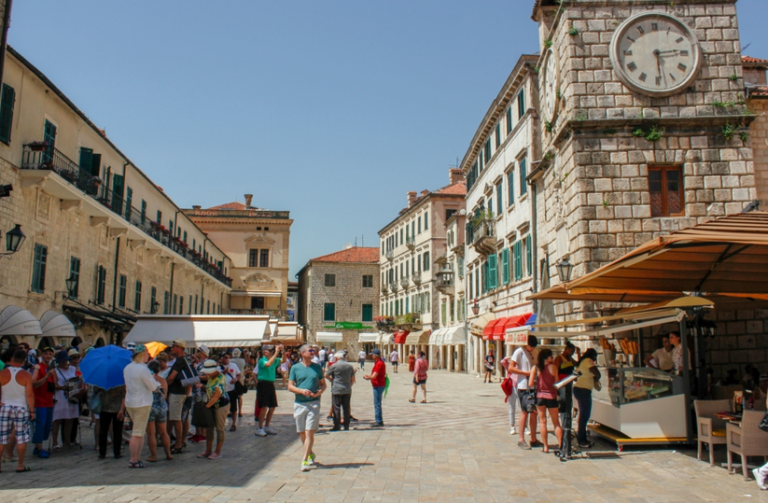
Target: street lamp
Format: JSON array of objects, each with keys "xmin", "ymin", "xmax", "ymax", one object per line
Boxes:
[
  {"xmin": 556, "ymin": 257, "xmax": 574, "ymax": 283},
  {"xmin": 2, "ymin": 224, "xmax": 25, "ymax": 256},
  {"xmin": 65, "ymin": 275, "xmax": 78, "ymax": 297},
  {"xmin": 151, "ymin": 300, "xmax": 161, "ymax": 314},
  {"xmin": 471, "ymin": 298, "xmax": 480, "ymax": 316}
]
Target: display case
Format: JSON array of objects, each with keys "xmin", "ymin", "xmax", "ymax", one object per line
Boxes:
[{"xmin": 591, "ymin": 366, "xmax": 687, "ymax": 440}]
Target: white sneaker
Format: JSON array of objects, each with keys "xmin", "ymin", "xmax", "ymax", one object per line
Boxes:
[
  {"xmin": 509, "ymin": 426, "xmax": 517, "ymax": 435},
  {"xmin": 264, "ymin": 426, "xmax": 277, "ymax": 435},
  {"xmin": 307, "ymin": 453, "xmax": 316, "ymax": 465},
  {"xmin": 301, "ymin": 461, "xmax": 311, "ymax": 472},
  {"xmin": 753, "ymin": 469, "xmax": 767, "ymax": 490},
  {"xmin": 254, "ymin": 428, "xmax": 267, "ymax": 437}
]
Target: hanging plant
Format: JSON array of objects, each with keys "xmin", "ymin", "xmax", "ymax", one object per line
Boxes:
[
  {"xmin": 722, "ymin": 123, "xmax": 737, "ymax": 141},
  {"xmin": 544, "ymin": 121, "xmax": 554, "ymax": 132},
  {"xmin": 544, "ymin": 39, "xmax": 553, "ymax": 49},
  {"xmin": 740, "ymin": 131, "xmax": 749, "ymax": 143},
  {"xmin": 645, "ymin": 126, "xmax": 664, "ymax": 142},
  {"xmin": 632, "ymin": 127, "xmax": 644, "ymax": 137}
]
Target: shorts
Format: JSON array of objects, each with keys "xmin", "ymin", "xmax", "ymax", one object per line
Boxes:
[
  {"xmin": 181, "ymin": 396, "xmax": 193, "ymax": 422},
  {"xmin": 293, "ymin": 400, "xmax": 320, "ymax": 433},
  {"xmin": 126, "ymin": 405, "xmax": 151, "ymax": 438},
  {"xmin": 148, "ymin": 393, "xmax": 168, "ymax": 424},
  {"xmin": 257, "ymin": 380, "xmax": 278, "ymax": 408},
  {"xmin": 0, "ymin": 405, "xmax": 31, "ymax": 444},
  {"xmin": 168, "ymin": 393, "xmax": 187, "ymax": 421},
  {"xmin": 413, "ymin": 377, "xmax": 427, "ymax": 385},
  {"xmin": 391, "ymin": 362, "xmax": 398, "ymax": 366},
  {"xmin": 536, "ymin": 397, "xmax": 559, "ymax": 409}
]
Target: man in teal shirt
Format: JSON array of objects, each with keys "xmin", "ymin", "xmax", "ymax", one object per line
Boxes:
[
  {"xmin": 254, "ymin": 344, "xmax": 283, "ymax": 437},
  {"xmin": 288, "ymin": 344, "xmax": 326, "ymax": 472}
]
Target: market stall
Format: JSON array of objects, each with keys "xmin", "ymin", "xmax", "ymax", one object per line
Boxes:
[{"xmin": 124, "ymin": 314, "xmax": 271, "ymax": 347}]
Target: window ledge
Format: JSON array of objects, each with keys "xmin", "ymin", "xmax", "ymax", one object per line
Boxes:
[
  {"xmin": 519, "ymin": 193, "xmax": 529, "ymax": 203},
  {"xmin": 506, "ymin": 203, "xmax": 516, "ymax": 213}
]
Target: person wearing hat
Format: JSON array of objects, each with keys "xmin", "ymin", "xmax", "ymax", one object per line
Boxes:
[
  {"xmin": 363, "ymin": 349, "xmax": 386, "ymax": 427},
  {"xmin": 51, "ymin": 350, "xmax": 83, "ymax": 451},
  {"xmin": 166, "ymin": 339, "xmax": 195, "ymax": 455},
  {"xmin": 123, "ymin": 344, "xmax": 160, "ymax": 468},
  {"xmin": 197, "ymin": 359, "xmax": 230, "ymax": 460}
]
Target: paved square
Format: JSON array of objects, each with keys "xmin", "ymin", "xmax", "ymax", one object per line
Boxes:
[{"xmin": 0, "ymin": 369, "xmax": 765, "ymax": 502}]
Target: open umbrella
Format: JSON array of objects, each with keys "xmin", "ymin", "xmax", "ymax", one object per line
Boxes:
[
  {"xmin": 145, "ymin": 341, "xmax": 167, "ymax": 358},
  {"xmin": 79, "ymin": 344, "xmax": 132, "ymax": 389}
]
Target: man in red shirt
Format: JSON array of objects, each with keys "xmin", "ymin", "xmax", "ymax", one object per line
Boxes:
[
  {"xmin": 363, "ymin": 349, "xmax": 386, "ymax": 427},
  {"xmin": 31, "ymin": 347, "xmax": 55, "ymax": 458}
]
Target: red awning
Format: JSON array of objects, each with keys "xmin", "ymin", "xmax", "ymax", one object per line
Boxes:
[
  {"xmin": 393, "ymin": 331, "xmax": 410, "ymax": 344},
  {"xmin": 482, "ymin": 319, "xmax": 503, "ymax": 340},
  {"xmin": 503, "ymin": 313, "xmax": 533, "ymax": 334},
  {"xmin": 492, "ymin": 317, "xmax": 511, "ymax": 341}
]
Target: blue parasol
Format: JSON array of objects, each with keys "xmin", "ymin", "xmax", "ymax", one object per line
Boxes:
[{"xmin": 79, "ymin": 344, "xmax": 132, "ymax": 389}]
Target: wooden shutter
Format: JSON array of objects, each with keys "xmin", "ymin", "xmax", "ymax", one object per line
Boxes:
[
  {"xmin": 506, "ymin": 106, "xmax": 512, "ymax": 133},
  {"xmin": 525, "ymin": 237, "xmax": 533, "ymax": 276},
  {"xmin": 496, "ymin": 183, "xmax": 503, "ymax": 213},
  {"xmin": 111, "ymin": 174, "xmax": 124, "ymax": 214},
  {"xmin": 79, "ymin": 147, "xmax": 93, "ymax": 172},
  {"xmin": 0, "ymin": 84, "xmax": 15, "ymax": 144},
  {"xmin": 488, "ymin": 254, "xmax": 497, "ymax": 290},
  {"xmin": 508, "ymin": 170, "xmax": 514, "ymax": 206},
  {"xmin": 513, "ymin": 242, "xmax": 522, "ymax": 281},
  {"xmin": 502, "ymin": 248, "xmax": 510, "ymax": 285}
]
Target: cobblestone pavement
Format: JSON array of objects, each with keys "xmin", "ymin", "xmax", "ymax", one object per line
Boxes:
[{"xmin": 0, "ymin": 368, "xmax": 766, "ymax": 502}]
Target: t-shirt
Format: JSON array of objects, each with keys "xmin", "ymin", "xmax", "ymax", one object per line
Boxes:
[
  {"xmin": 414, "ymin": 357, "xmax": 428, "ymax": 379},
  {"xmin": 651, "ymin": 347, "xmax": 674, "ymax": 371},
  {"xmin": 485, "ymin": 354, "xmax": 495, "ymax": 370},
  {"xmin": 389, "ymin": 351, "xmax": 399, "ymax": 363},
  {"xmin": 511, "ymin": 347, "xmax": 534, "ymax": 390},
  {"xmin": 371, "ymin": 359, "xmax": 386, "ymax": 388},
  {"xmin": 358, "ymin": 351, "xmax": 366, "ymax": 361},
  {"xmin": 223, "ymin": 362, "xmax": 240, "ymax": 392},
  {"xmin": 257, "ymin": 356, "xmax": 277, "ymax": 382},
  {"xmin": 124, "ymin": 362, "xmax": 160, "ymax": 408},
  {"xmin": 168, "ymin": 356, "xmax": 196, "ymax": 395},
  {"xmin": 33, "ymin": 362, "xmax": 55, "ymax": 408},
  {"xmin": 574, "ymin": 358, "xmax": 596, "ymax": 390},
  {"xmin": 318, "ymin": 349, "xmax": 327, "ymax": 363},
  {"xmin": 289, "ymin": 362, "xmax": 324, "ymax": 403},
  {"xmin": 326, "ymin": 360, "xmax": 355, "ymax": 395}
]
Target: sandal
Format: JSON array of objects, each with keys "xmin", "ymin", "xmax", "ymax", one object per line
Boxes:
[
  {"xmin": 229, "ymin": 425, "xmax": 236, "ymax": 432},
  {"xmin": 408, "ymin": 399, "xmax": 415, "ymax": 403},
  {"xmin": 15, "ymin": 466, "xmax": 31, "ymax": 473},
  {"xmin": 2, "ymin": 456, "xmax": 17, "ymax": 463},
  {"xmin": 420, "ymin": 400, "xmax": 427, "ymax": 403},
  {"xmin": 128, "ymin": 461, "xmax": 147, "ymax": 468},
  {"xmin": 197, "ymin": 452, "xmax": 211, "ymax": 459},
  {"xmin": 170, "ymin": 447, "xmax": 183, "ymax": 455}
]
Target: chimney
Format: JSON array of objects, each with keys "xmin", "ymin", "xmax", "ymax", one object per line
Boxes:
[
  {"xmin": 449, "ymin": 168, "xmax": 463, "ymax": 185},
  {"xmin": 420, "ymin": 189, "xmax": 429, "ymax": 197},
  {"xmin": 407, "ymin": 191, "xmax": 417, "ymax": 207},
  {"xmin": 244, "ymin": 194, "xmax": 253, "ymax": 209},
  {"xmin": 192, "ymin": 205, "xmax": 201, "ymax": 210}
]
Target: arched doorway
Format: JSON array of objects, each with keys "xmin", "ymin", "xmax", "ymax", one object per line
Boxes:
[
  {"xmin": 71, "ymin": 336, "xmax": 82, "ymax": 349},
  {"xmin": 37, "ymin": 337, "xmax": 53, "ymax": 350},
  {"xmin": 94, "ymin": 337, "xmax": 105, "ymax": 347},
  {"xmin": 0, "ymin": 334, "xmax": 17, "ymax": 350}
]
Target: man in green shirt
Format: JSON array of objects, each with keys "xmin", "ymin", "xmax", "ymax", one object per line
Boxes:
[
  {"xmin": 254, "ymin": 344, "xmax": 283, "ymax": 437},
  {"xmin": 288, "ymin": 344, "xmax": 326, "ymax": 472}
]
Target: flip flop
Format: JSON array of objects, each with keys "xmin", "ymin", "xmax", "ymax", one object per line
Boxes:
[
  {"xmin": 197, "ymin": 452, "xmax": 211, "ymax": 459},
  {"xmin": 15, "ymin": 466, "xmax": 31, "ymax": 473},
  {"xmin": 128, "ymin": 461, "xmax": 147, "ymax": 469},
  {"xmin": 408, "ymin": 399, "xmax": 415, "ymax": 403}
]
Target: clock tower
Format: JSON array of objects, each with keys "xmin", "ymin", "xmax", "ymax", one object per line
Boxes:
[{"xmin": 530, "ymin": 0, "xmax": 756, "ymax": 317}]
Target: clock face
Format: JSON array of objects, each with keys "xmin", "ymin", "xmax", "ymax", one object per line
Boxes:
[
  {"xmin": 543, "ymin": 49, "xmax": 559, "ymax": 122},
  {"xmin": 610, "ymin": 12, "xmax": 701, "ymax": 97}
]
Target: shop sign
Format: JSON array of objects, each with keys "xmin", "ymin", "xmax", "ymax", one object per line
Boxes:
[
  {"xmin": 323, "ymin": 322, "xmax": 373, "ymax": 330},
  {"xmin": 505, "ymin": 330, "xmax": 529, "ymax": 346}
]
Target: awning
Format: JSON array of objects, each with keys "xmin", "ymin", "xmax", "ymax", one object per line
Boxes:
[
  {"xmin": 405, "ymin": 330, "xmax": 431, "ymax": 345},
  {"xmin": 269, "ymin": 319, "xmax": 279, "ymax": 339},
  {"xmin": 469, "ymin": 312, "xmax": 495, "ymax": 337},
  {"xmin": 393, "ymin": 330, "xmax": 410, "ymax": 344},
  {"xmin": 316, "ymin": 331, "xmax": 343, "ymax": 343},
  {"xmin": 442, "ymin": 326, "xmax": 467, "ymax": 345},
  {"xmin": 482, "ymin": 319, "xmax": 504, "ymax": 340},
  {"xmin": 358, "ymin": 332, "xmax": 379, "ymax": 343},
  {"xmin": 39, "ymin": 310, "xmax": 76, "ymax": 337},
  {"xmin": 429, "ymin": 328, "xmax": 446, "ymax": 345},
  {"xmin": 230, "ymin": 291, "xmax": 282, "ymax": 297},
  {"xmin": 0, "ymin": 306, "xmax": 42, "ymax": 336},
  {"xmin": 494, "ymin": 313, "xmax": 533, "ymax": 341},
  {"xmin": 377, "ymin": 332, "xmax": 393, "ymax": 345},
  {"xmin": 268, "ymin": 322, "xmax": 301, "ymax": 346},
  {"xmin": 124, "ymin": 315, "xmax": 271, "ymax": 347}
]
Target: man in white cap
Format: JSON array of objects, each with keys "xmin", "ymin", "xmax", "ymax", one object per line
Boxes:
[{"xmin": 166, "ymin": 339, "xmax": 195, "ymax": 454}]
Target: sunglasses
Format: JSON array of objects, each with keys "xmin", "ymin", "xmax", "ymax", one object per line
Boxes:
[{"xmin": 307, "ymin": 349, "xmax": 316, "ymax": 353}]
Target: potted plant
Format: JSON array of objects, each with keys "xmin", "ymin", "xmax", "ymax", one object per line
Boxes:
[{"xmin": 26, "ymin": 141, "xmax": 48, "ymax": 152}]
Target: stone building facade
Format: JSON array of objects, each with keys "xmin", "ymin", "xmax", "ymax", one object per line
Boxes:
[
  {"xmin": 185, "ymin": 196, "xmax": 293, "ymax": 319},
  {"xmin": 0, "ymin": 47, "xmax": 232, "ymax": 349},
  {"xmin": 297, "ymin": 247, "xmax": 379, "ymax": 354}
]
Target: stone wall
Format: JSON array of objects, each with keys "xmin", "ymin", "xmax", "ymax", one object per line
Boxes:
[{"xmin": 749, "ymin": 99, "xmax": 768, "ymax": 206}]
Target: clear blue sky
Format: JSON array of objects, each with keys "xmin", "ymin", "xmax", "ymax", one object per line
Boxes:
[{"xmin": 9, "ymin": 0, "xmax": 768, "ymax": 278}]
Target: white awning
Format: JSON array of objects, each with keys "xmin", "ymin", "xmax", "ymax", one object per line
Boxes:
[
  {"xmin": 124, "ymin": 315, "xmax": 271, "ymax": 347},
  {"xmin": 0, "ymin": 306, "xmax": 42, "ymax": 336},
  {"xmin": 377, "ymin": 333, "xmax": 393, "ymax": 345},
  {"xmin": 442, "ymin": 326, "xmax": 467, "ymax": 345},
  {"xmin": 269, "ymin": 319, "xmax": 278, "ymax": 338},
  {"xmin": 358, "ymin": 333, "xmax": 379, "ymax": 343},
  {"xmin": 429, "ymin": 328, "xmax": 445, "ymax": 345},
  {"xmin": 405, "ymin": 330, "xmax": 430, "ymax": 345},
  {"xmin": 39, "ymin": 310, "xmax": 76, "ymax": 337},
  {"xmin": 230, "ymin": 291, "xmax": 282, "ymax": 297},
  {"xmin": 316, "ymin": 331, "xmax": 343, "ymax": 343},
  {"xmin": 272, "ymin": 322, "xmax": 298, "ymax": 340}
]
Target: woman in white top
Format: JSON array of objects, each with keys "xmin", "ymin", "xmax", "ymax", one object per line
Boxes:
[
  {"xmin": 123, "ymin": 344, "xmax": 160, "ymax": 468},
  {"xmin": 52, "ymin": 350, "xmax": 84, "ymax": 450}
]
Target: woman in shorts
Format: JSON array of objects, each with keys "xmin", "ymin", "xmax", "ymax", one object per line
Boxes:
[
  {"xmin": 528, "ymin": 348, "xmax": 562, "ymax": 453},
  {"xmin": 146, "ymin": 360, "xmax": 172, "ymax": 462}
]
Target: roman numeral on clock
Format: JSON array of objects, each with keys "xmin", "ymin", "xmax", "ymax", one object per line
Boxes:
[
  {"xmin": 670, "ymin": 73, "xmax": 677, "ymax": 81},
  {"xmin": 680, "ymin": 50, "xmax": 689, "ymax": 57},
  {"xmin": 651, "ymin": 23, "xmax": 658, "ymax": 31},
  {"xmin": 655, "ymin": 77, "xmax": 661, "ymax": 86},
  {"xmin": 637, "ymin": 26, "xmax": 645, "ymax": 34},
  {"xmin": 624, "ymin": 50, "xmax": 632, "ymax": 56},
  {"xmin": 639, "ymin": 72, "xmax": 648, "ymax": 82},
  {"xmin": 627, "ymin": 62, "xmax": 637, "ymax": 71},
  {"xmin": 678, "ymin": 63, "xmax": 687, "ymax": 72}
]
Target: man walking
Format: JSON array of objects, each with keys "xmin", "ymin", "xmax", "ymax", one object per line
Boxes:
[
  {"xmin": 358, "ymin": 349, "xmax": 366, "ymax": 370},
  {"xmin": 0, "ymin": 349, "xmax": 35, "ymax": 473},
  {"xmin": 31, "ymin": 346, "xmax": 55, "ymax": 458},
  {"xmin": 288, "ymin": 345, "xmax": 326, "ymax": 472},
  {"xmin": 254, "ymin": 344, "xmax": 283, "ymax": 437},
  {"xmin": 363, "ymin": 349, "xmax": 386, "ymax": 427},
  {"xmin": 166, "ymin": 339, "xmax": 195, "ymax": 454},
  {"xmin": 410, "ymin": 351, "xmax": 428, "ymax": 403},
  {"xmin": 389, "ymin": 348, "xmax": 399, "ymax": 373},
  {"xmin": 325, "ymin": 350, "xmax": 355, "ymax": 431},
  {"xmin": 509, "ymin": 335, "xmax": 542, "ymax": 450},
  {"xmin": 318, "ymin": 347, "xmax": 327, "ymax": 369}
]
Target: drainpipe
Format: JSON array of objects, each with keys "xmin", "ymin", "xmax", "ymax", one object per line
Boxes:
[
  {"xmin": 0, "ymin": 0, "xmax": 13, "ymax": 88},
  {"xmin": 169, "ymin": 262, "xmax": 175, "ymax": 313},
  {"xmin": 111, "ymin": 237, "xmax": 121, "ymax": 313},
  {"xmin": 529, "ymin": 179, "xmax": 538, "ymax": 314}
]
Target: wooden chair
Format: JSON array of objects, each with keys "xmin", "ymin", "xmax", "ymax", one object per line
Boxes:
[
  {"xmin": 694, "ymin": 399, "xmax": 730, "ymax": 466},
  {"xmin": 726, "ymin": 410, "xmax": 768, "ymax": 480}
]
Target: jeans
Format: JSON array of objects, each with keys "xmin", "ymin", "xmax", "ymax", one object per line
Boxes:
[
  {"xmin": 372, "ymin": 386, "xmax": 385, "ymax": 424},
  {"xmin": 359, "ymin": 359, "xmax": 365, "ymax": 370},
  {"xmin": 507, "ymin": 386, "xmax": 519, "ymax": 425},
  {"xmin": 573, "ymin": 387, "xmax": 592, "ymax": 444},
  {"xmin": 33, "ymin": 406, "xmax": 53, "ymax": 445},
  {"xmin": 99, "ymin": 411, "xmax": 124, "ymax": 457},
  {"xmin": 332, "ymin": 393, "xmax": 351, "ymax": 430}
]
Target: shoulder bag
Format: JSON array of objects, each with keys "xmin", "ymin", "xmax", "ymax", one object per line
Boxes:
[
  {"xmin": 759, "ymin": 411, "xmax": 768, "ymax": 433},
  {"xmin": 191, "ymin": 401, "xmax": 215, "ymax": 428},
  {"xmin": 520, "ymin": 366, "xmax": 537, "ymax": 412}
]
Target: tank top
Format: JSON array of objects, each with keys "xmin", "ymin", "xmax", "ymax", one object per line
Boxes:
[
  {"xmin": 536, "ymin": 366, "xmax": 557, "ymax": 400},
  {"xmin": 2, "ymin": 367, "xmax": 28, "ymax": 408},
  {"xmin": 558, "ymin": 357, "xmax": 575, "ymax": 380}
]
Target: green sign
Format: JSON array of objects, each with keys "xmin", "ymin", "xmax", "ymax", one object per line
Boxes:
[{"xmin": 323, "ymin": 322, "xmax": 373, "ymax": 330}]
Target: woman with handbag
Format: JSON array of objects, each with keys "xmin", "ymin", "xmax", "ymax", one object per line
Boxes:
[
  {"xmin": 197, "ymin": 360, "xmax": 230, "ymax": 460},
  {"xmin": 529, "ymin": 348, "xmax": 563, "ymax": 454},
  {"xmin": 573, "ymin": 349, "xmax": 601, "ymax": 448},
  {"xmin": 51, "ymin": 350, "xmax": 83, "ymax": 450}
]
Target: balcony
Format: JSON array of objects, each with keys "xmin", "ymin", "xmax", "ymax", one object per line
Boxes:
[
  {"xmin": 472, "ymin": 219, "xmax": 497, "ymax": 256},
  {"xmin": 436, "ymin": 267, "xmax": 455, "ymax": 295},
  {"xmin": 406, "ymin": 236, "xmax": 415, "ymax": 251},
  {"xmin": 385, "ymin": 250, "xmax": 395, "ymax": 262},
  {"xmin": 21, "ymin": 144, "xmax": 232, "ymax": 288},
  {"xmin": 389, "ymin": 280, "xmax": 399, "ymax": 293},
  {"xmin": 400, "ymin": 277, "xmax": 409, "ymax": 289},
  {"xmin": 381, "ymin": 283, "xmax": 390, "ymax": 294},
  {"xmin": 412, "ymin": 271, "xmax": 422, "ymax": 285},
  {"xmin": 395, "ymin": 313, "xmax": 421, "ymax": 327}
]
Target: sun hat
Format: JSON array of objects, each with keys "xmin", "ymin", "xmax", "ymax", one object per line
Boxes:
[
  {"xmin": 28, "ymin": 349, "xmax": 37, "ymax": 357},
  {"xmin": 200, "ymin": 359, "xmax": 220, "ymax": 374},
  {"xmin": 172, "ymin": 338, "xmax": 187, "ymax": 349},
  {"xmin": 68, "ymin": 348, "xmax": 80, "ymax": 358},
  {"xmin": 197, "ymin": 345, "xmax": 210, "ymax": 357},
  {"xmin": 232, "ymin": 348, "xmax": 241, "ymax": 357},
  {"xmin": 133, "ymin": 344, "xmax": 147, "ymax": 355},
  {"xmin": 125, "ymin": 342, "xmax": 136, "ymax": 351}
]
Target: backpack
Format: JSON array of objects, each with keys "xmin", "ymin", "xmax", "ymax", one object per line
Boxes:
[{"xmin": 500, "ymin": 377, "xmax": 514, "ymax": 402}]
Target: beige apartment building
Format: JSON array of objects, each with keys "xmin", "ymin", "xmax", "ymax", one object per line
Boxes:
[
  {"xmin": 0, "ymin": 46, "xmax": 232, "ymax": 349},
  {"xmin": 378, "ymin": 168, "xmax": 465, "ymax": 358},
  {"xmin": 185, "ymin": 195, "xmax": 293, "ymax": 319},
  {"xmin": 297, "ymin": 247, "xmax": 379, "ymax": 353}
]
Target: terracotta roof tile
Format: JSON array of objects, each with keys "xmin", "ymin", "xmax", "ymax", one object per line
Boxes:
[
  {"xmin": 398, "ymin": 181, "xmax": 467, "ymax": 215},
  {"xmin": 206, "ymin": 201, "xmax": 262, "ymax": 211},
  {"xmin": 743, "ymin": 55, "xmax": 768, "ymax": 66},
  {"xmin": 311, "ymin": 247, "xmax": 380, "ymax": 264},
  {"xmin": 751, "ymin": 86, "xmax": 768, "ymax": 98}
]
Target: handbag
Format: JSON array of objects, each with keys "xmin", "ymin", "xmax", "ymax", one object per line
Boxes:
[
  {"xmin": 235, "ymin": 380, "xmax": 248, "ymax": 395},
  {"xmin": 191, "ymin": 401, "xmax": 215, "ymax": 428},
  {"xmin": 88, "ymin": 389, "xmax": 104, "ymax": 415},
  {"xmin": 759, "ymin": 411, "xmax": 768, "ymax": 433}
]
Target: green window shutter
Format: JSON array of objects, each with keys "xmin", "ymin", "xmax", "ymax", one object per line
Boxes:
[
  {"xmin": 488, "ymin": 196, "xmax": 493, "ymax": 217},
  {"xmin": 482, "ymin": 261, "xmax": 488, "ymax": 294},
  {"xmin": 405, "ymin": 297, "xmax": 409, "ymax": 314},
  {"xmin": 31, "ymin": 244, "xmax": 47, "ymax": 293},
  {"xmin": 496, "ymin": 183, "xmax": 503, "ymax": 214},
  {"xmin": 518, "ymin": 89, "xmax": 526, "ymax": 118},
  {"xmin": 79, "ymin": 147, "xmax": 94, "ymax": 173},
  {"xmin": 112, "ymin": 174, "xmax": 124, "ymax": 215},
  {"xmin": 506, "ymin": 106, "xmax": 512, "ymax": 133},
  {"xmin": 525, "ymin": 237, "xmax": 533, "ymax": 277},
  {"xmin": 502, "ymin": 248, "xmax": 510, "ymax": 285},
  {"xmin": 424, "ymin": 211, "xmax": 428, "ymax": 230},
  {"xmin": 441, "ymin": 302, "xmax": 447, "ymax": 325},
  {"xmin": 125, "ymin": 187, "xmax": 133, "ymax": 220},
  {"xmin": 516, "ymin": 242, "xmax": 524, "ymax": 281},
  {"xmin": 488, "ymin": 254, "xmax": 498, "ymax": 290},
  {"xmin": 134, "ymin": 281, "xmax": 142, "ymax": 311},
  {"xmin": 0, "ymin": 84, "xmax": 15, "ymax": 144},
  {"xmin": 508, "ymin": 170, "xmax": 515, "ymax": 206},
  {"xmin": 362, "ymin": 304, "xmax": 373, "ymax": 322},
  {"xmin": 495, "ymin": 123, "xmax": 501, "ymax": 148},
  {"xmin": 324, "ymin": 303, "xmax": 335, "ymax": 321},
  {"xmin": 520, "ymin": 158, "xmax": 527, "ymax": 195}
]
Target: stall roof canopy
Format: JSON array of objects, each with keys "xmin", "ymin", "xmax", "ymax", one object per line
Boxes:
[
  {"xmin": 358, "ymin": 333, "xmax": 379, "ymax": 343},
  {"xmin": 316, "ymin": 332, "xmax": 343, "ymax": 343},
  {"xmin": 442, "ymin": 326, "xmax": 467, "ymax": 345},
  {"xmin": 0, "ymin": 306, "xmax": 42, "ymax": 336},
  {"xmin": 39, "ymin": 310, "xmax": 76, "ymax": 337},
  {"xmin": 405, "ymin": 330, "xmax": 431, "ymax": 345},
  {"xmin": 124, "ymin": 315, "xmax": 271, "ymax": 347},
  {"xmin": 530, "ymin": 212, "xmax": 768, "ymax": 304}
]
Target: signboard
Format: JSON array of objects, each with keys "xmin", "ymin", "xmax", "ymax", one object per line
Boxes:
[
  {"xmin": 505, "ymin": 329, "xmax": 529, "ymax": 346},
  {"xmin": 323, "ymin": 322, "xmax": 374, "ymax": 330}
]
